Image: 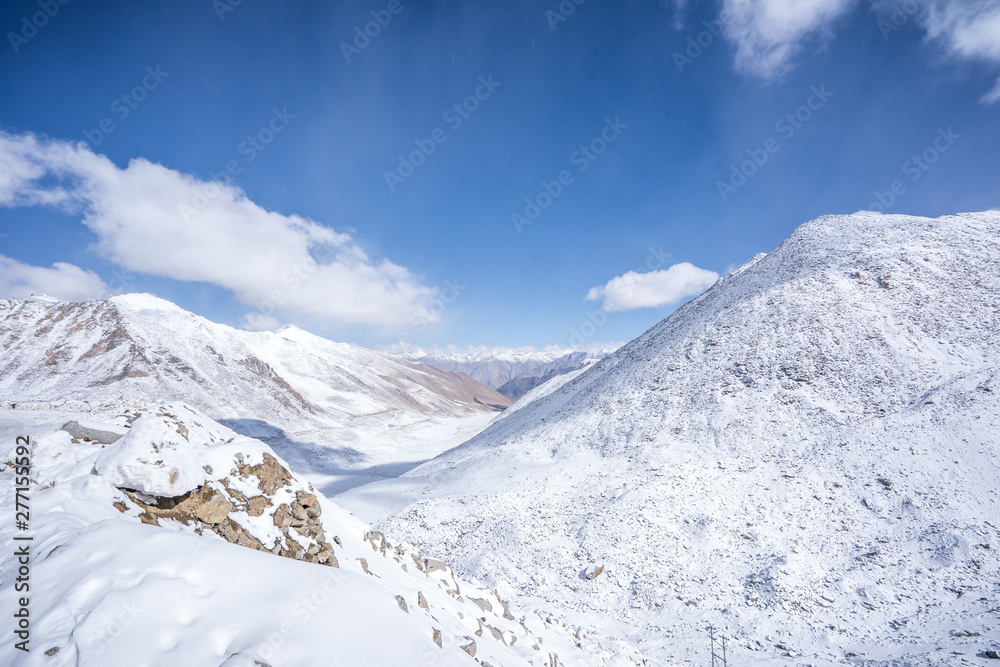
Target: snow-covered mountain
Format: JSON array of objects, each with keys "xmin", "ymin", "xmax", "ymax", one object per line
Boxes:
[
  {"xmin": 0, "ymin": 294, "xmax": 510, "ymax": 491},
  {"xmin": 0, "ymin": 404, "xmax": 643, "ymax": 666},
  {"xmin": 396, "ymin": 347, "xmax": 615, "ymax": 400},
  {"xmin": 341, "ymin": 211, "xmax": 1000, "ymax": 665}
]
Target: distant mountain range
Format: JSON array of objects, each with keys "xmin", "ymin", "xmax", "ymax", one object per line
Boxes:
[{"xmin": 395, "ymin": 347, "xmax": 614, "ymax": 400}]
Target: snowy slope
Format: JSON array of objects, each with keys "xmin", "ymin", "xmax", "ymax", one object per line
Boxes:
[
  {"xmin": 0, "ymin": 405, "xmax": 643, "ymax": 667},
  {"xmin": 341, "ymin": 211, "xmax": 1000, "ymax": 665},
  {"xmin": 497, "ymin": 360, "xmax": 599, "ymax": 421},
  {"xmin": 0, "ymin": 294, "xmax": 510, "ymax": 490}
]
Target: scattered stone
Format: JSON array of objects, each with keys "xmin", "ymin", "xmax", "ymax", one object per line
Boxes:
[
  {"xmin": 395, "ymin": 595, "xmax": 408, "ymax": 612},
  {"xmin": 60, "ymin": 421, "xmax": 122, "ymax": 444},
  {"xmin": 460, "ymin": 638, "xmax": 477, "ymax": 657},
  {"xmin": 584, "ymin": 564, "xmax": 605, "ymax": 580},
  {"xmin": 417, "ymin": 591, "xmax": 429, "ymax": 609},
  {"xmin": 44, "ymin": 647, "xmax": 59, "ymax": 656},
  {"xmin": 985, "ymin": 650, "xmax": 1000, "ymax": 660},
  {"xmin": 468, "ymin": 596, "xmax": 493, "ymax": 613},
  {"xmin": 424, "ymin": 557, "xmax": 448, "ymax": 576},
  {"xmin": 487, "ymin": 624, "xmax": 507, "ymax": 645},
  {"xmin": 432, "ymin": 629, "xmax": 442, "ymax": 648}
]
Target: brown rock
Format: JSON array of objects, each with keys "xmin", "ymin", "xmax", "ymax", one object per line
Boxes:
[
  {"xmin": 194, "ymin": 494, "xmax": 233, "ymax": 524},
  {"xmin": 468, "ymin": 597, "xmax": 493, "ymax": 613},
  {"xmin": 487, "ymin": 624, "xmax": 507, "ymax": 645},
  {"xmin": 424, "ymin": 558, "xmax": 448, "ymax": 576},
  {"xmin": 246, "ymin": 495, "xmax": 272, "ymax": 517},
  {"xmin": 235, "ymin": 453, "xmax": 291, "ymax": 495},
  {"xmin": 273, "ymin": 505, "xmax": 293, "ymax": 530}
]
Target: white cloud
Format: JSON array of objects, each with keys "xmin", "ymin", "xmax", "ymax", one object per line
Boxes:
[
  {"xmin": 983, "ymin": 78, "xmax": 1000, "ymax": 104},
  {"xmin": 0, "ymin": 254, "xmax": 108, "ymax": 301},
  {"xmin": 920, "ymin": 0, "xmax": 1000, "ymax": 104},
  {"xmin": 719, "ymin": 0, "xmax": 1000, "ymax": 96},
  {"xmin": 585, "ymin": 262, "xmax": 718, "ymax": 312},
  {"xmin": 720, "ymin": 0, "xmax": 857, "ymax": 78},
  {"xmin": 665, "ymin": 0, "xmax": 693, "ymax": 29},
  {"xmin": 0, "ymin": 130, "xmax": 440, "ymax": 326},
  {"xmin": 241, "ymin": 312, "xmax": 282, "ymax": 332}
]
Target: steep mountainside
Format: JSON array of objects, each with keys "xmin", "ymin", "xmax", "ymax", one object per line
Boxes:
[
  {"xmin": 0, "ymin": 295, "xmax": 510, "ymax": 487},
  {"xmin": 341, "ymin": 211, "xmax": 1000, "ymax": 665}
]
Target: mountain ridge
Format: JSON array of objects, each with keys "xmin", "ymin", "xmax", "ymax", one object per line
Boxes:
[{"xmin": 0, "ymin": 293, "xmax": 511, "ymax": 489}]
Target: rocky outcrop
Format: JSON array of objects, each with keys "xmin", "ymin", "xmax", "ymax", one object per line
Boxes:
[
  {"xmin": 107, "ymin": 405, "xmax": 338, "ymax": 567},
  {"xmin": 119, "ymin": 452, "xmax": 338, "ymax": 567}
]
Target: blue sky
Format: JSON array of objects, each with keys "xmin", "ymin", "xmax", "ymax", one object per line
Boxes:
[{"xmin": 0, "ymin": 0, "xmax": 998, "ymax": 350}]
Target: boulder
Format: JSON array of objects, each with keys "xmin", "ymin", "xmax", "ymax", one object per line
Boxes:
[
  {"xmin": 61, "ymin": 421, "xmax": 123, "ymax": 444},
  {"xmin": 468, "ymin": 596, "xmax": 493, "ymax": 613},
  {"xmin": 95, "ymin": 414, "xmax": 206, "ymax": 496}
]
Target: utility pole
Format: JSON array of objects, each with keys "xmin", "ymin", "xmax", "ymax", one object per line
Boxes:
[{"xmin": 708, "ymin": 626, "xmax": 728, "ymax": 667}]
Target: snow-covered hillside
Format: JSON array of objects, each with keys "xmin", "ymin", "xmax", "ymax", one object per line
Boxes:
[
  {"xmin": 396, "ymin": 347, "xmax": 615, "ymax": 400},
  {"xmin": 341, "ymin": 211, "xmax": 1000, "ymax": 665},
  {"xmin": 0, "ymin": 404, "xmax": 643, "ymax": 666},
  {"xmin": 0, "ymin": 295, "xmax": 510, "ymax": 492}
]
